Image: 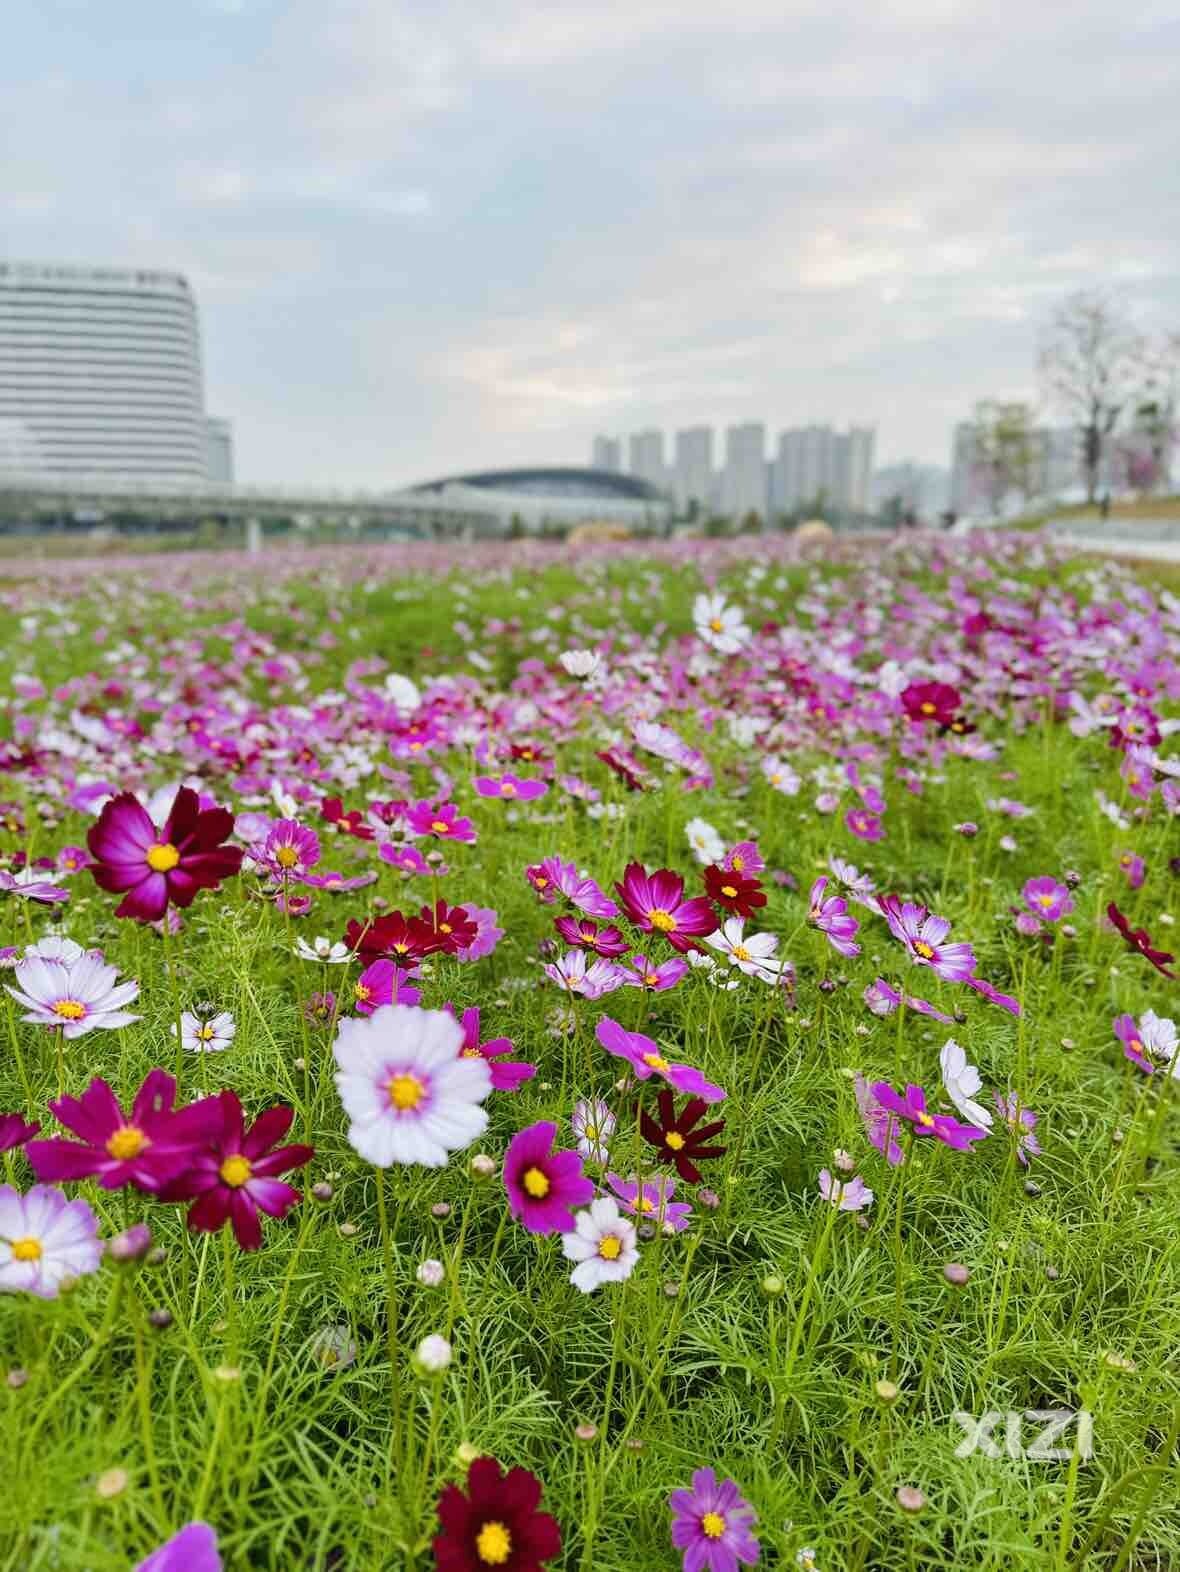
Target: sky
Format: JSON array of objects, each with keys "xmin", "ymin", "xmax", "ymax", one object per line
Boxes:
[{"xmin": 4, "ymin": 0, "xmax": 1179, "ymax": 488}]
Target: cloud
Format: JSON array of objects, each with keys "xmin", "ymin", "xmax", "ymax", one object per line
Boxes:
[{"xmin": 2, "ymin": 0, "xmax": 1178, "ymax": 484}]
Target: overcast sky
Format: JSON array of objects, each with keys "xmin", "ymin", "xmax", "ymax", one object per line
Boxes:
[{"xmin": 4, "ymin": 0, "xmax": 1179, "ymax": 487}]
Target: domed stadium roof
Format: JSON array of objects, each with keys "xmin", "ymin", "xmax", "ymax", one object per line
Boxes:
[{"xmin": 408, "ymin": 466, "xmax": 665, "ymax": 502}]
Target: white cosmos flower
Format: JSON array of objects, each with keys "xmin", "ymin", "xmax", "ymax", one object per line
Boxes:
[
  {"xmin": 333, "ymin": 1004, "xmax": 490, "ymax": 1167},
  {"xmin": 561, "ymin": 1198, "xmax": 639, "ymax": 1293},
  {"xmin": 383, "ymin": 673, "xmax": 422, "ymax": 713},
  {"xmin": 702, "ymin": 918, "xmax": 783, "ymax": 982},
  {"xmin": 6, "ymin": 953, "xmax": 140, "ymax": 1039},
  {"xmin": 828, "ymin": 857, "xmax": 877, "ymax": 906},
  {"xmin": 693, "ymin": 593, "xmax": 750, "ymax": 655},
  {"xmin": 1140, "ymin": 1010, "xmax": 1179, "ymax": 1076},
  {"xmin": 22, "ymin": 936, "xmax": 86, "ymax": 966},
  {"xmin": 559, "ymin": 649, "xmax": 601, "ymax": 679},
  {"xmin": 295, "ymin": 936, "xmax": 351, "ymax": 964},
  {"xmin": 761, "ymin": 756, "xmax": 801, "ymax": 796},
  {"xmin": 939, "ymin": 1039, "xmax": 993, "ymax": 1128},
  {"xmin": 0, "ymin": 1184, "xmax": 104, "ymax": 1299},
  {"xmin": 684, "ymin": 816, "xmax": 726, "ymax": 866},
  {"xmin": 173, "ymin": 1010, "xmax": 236, "ymax": 1053}
]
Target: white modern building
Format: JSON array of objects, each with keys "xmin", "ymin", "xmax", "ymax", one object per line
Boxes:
[
  {"xmin": 591, "ymin": 435, "xmax": 621, "ymax": 472},
  {"xmin": 770, "ymin": 423, "xmax": 876, "ymax": 513},
  {"xmin": 721, "ymin": 422, "xmax": 767, "ymax": 519},
  {"xmin": 0, "ymin": 261, "xmax": 211, "ymax": 485},
  {"xmin": 673, "ymin": 425, "xmax": 713, "ymax": 512},
  {"xmin": 205, "ymin": 416, "xmax": 234, "ymax": 485},
  {"xmin": 628, "ymin": 429, "xmax": 666, "ymax": 492}
]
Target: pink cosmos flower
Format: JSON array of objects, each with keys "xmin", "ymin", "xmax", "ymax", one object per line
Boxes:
[
  {"xmin": 0, "ymin": 868, "xmax": 70, "ymax": 905},
  {"xmin": 596, "ymin": 1017, "xmax": 725, "ymax": 1102},
  {"xmin": 6, "ymin": 951, "xmax": 140, "ymax": 1038},
  {"xmin": 1022, "ymin": 876, "xmax": 1073, "ymax": 922},
  {"xmin": 869, "ymin": 1082, "xmax": 989, "ymax": 1153},
  {"xmin": 963, "ymin": 974, "xmax": 1022, "ymax": 1016},
  {"xmin": 808, "ymin": 877, "xmax": 861, "ymax": 958},
  {"xmin": 854, "ymin": 1073, "xmax": 905, "ymax": 1165},
  {"xmin": 526, "ymin": 857, "xmax": 618, "ymax": 918},
  {"xmin": 352, "ymin": 959, "xmax": 420, "ymax": 1015},
  {"xmin": 618, "ymin": 953, "xmax": 689, "ymax": 992},
  {"xmin": 27, "ymin": 1070, "xmax": 222, "ymax": 1193},
  {"xmin": 256, "ymin": 819, "xmax": 321, "ymax": 881},
  {"xmin": 877, "ymin": 896, "xmax": 976, "ymax": 982},
  {"xmin": 135, "ymin": 1523, "xmax": 221, "ymax": 1572},
  {"xmin": 55, "ymin": 845, "xmax": 92, "ymax": 873},
  {"xmin": 503, "ymin": 1119, "xmax": 594, "ymax": 1234},
  {"xmin": 845, "ymin": 808, "xmax": 884, "ymax": 842},
  {"xmin": 861, "ymin": 979, "xmax": 958, "ymax": 1025},
  {"xmin": 448, "ymin": 1004, "xmax": 536, "ymax": 1091},
  {"xmin": 992, "ymin": 1092, "xmax": 1041, "ymax": 1165},
  {"xmin": 605, "ymin": 1173, "xmax": 692, "ymax": 1232},
  {"xmin": 615, "ymin": 862, "xmax": 716, "ymax": 952},
  {"xmin": 378, "ymin": 843, "xmax": 433, "ymax": 876},
  {"xmin": 87, "ymin": 786, "xmax": 243, "ymax": 922},
  {"xmin": 453, "ymin": 904, "xmax": 505, "ymax": 962},
  {"xmin": 473, "ymin": 773, "xmax": 548, "ymax": 801},
  {"xmin": 1113, "ymin": 1011, "xmax": 1178, "ymax": 1075},
  {"xmin": 406, "ymin": 801, "xmax": 477, "ymax": 844},
  {"xmin": 723, "ymin": 840, "xmax": 764, "ymax": 876},
  {"xmin": 818, "ymin": 1169, "xmax": 874, "ymax": 1211},
  {"xmin": 1117, "ymin": 851, "xmax": 1146, "ymax": 890},
  {"xmin": 0, "ymin": 1113, "xmax": 40, "ymax": 1152},
  {"xmin": 542, "ymin": 949, "xmax": 628, "ymax": 999},
  {"xmin": 669, "ymin": 1467, "xmax": 760, "ymax": 1572},
  {"xmin": 162, "ymin": 1090, "xmax": 313, "ymax": 1251}
]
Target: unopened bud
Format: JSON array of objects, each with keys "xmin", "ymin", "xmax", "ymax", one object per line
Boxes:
[
  {"xmin": 875, "ymin": 1379, "xmax": 899, "ymax": 1405},
  {"xmin": 942, "ymin": 1263, "xmax": 970, "ymax": 1287},
  {"xmin": 896, "ymin": 1485, "xmax": 925, "ymax": 1513},
  {"xmin": 761, "ymin": 1273, "xmax": 786, "ymax": 1299},
  {"xmin": 469, "ymin": 1153, "xmax": 496, "ymax": 1182},
  {"xmin": 416, "ymin": 1259, "xmax": 445, "ymax": 1288},
  {"xmin": 414, "ymin": 1334, "xmax": 453, "ymax": 1375},
  {"xmin": 107, "ymin": 1223, "xmax": 153, "ymax": 1264}
]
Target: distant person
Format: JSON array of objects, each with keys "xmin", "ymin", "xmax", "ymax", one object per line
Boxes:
[{"xmin": 1100, "ymin": 492, "xmax": 1111, "ymax": 520}]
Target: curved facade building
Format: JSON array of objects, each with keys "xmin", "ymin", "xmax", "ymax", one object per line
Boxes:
[
  {"xmin": 0, "ymin": 262, "xmax": 208, "ymax": 484},
  {"xmin": 407, "ymin": 466, "xmax": 672, "ymax": 533}
]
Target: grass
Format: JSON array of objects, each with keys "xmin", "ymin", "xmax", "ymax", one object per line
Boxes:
[{"xmin": 0, "ymin": 533, "xmax": 1177, "ymax": 1570}]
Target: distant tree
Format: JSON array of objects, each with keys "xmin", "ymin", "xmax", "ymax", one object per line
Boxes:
[
  {"xmin": 1039, "ymin": 291, "xmax": 1142, "ymax": 503},
  {"xmin": 968, "ymin": 400, "xmax": 1037, "ymax": 514},
  {"xmin": 1132, "ymin": 332, "xmax": 1180, "ymax": 495}
]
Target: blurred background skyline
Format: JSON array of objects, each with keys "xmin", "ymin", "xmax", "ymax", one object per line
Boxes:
[{"xmin": 3, "ymin": 0, "xmax": 1179, "ymax": 489}]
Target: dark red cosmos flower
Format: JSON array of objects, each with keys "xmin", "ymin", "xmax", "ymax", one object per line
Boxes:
[
  {"xmin": 27, "ymin": 1069, "xmax": 221, "ymax": 1193},
  {"xmin": 510, "ymin": 742, "xmax": 553, "ymax": 770},
  {"xmin": 1107, "ymin": 902, "xmax": 1176, "ymax": 978},
  {"xmin": 703, "ymin": 863, "xmax": 767, "ymax": 918},
  {"xmin": 595, "ymin": 746, "xmax": 650, "ymax": 792},
  {"xmin": 0, "ymin": 1112, "xmax": 39, "ymax": 1153},
  {"xmin": 88, "ymin": 787, "xmax": 243, "ymax": 922},
  {"xmin": 553, "ymin": 915, "xmax": 630, "ymax": 957},
  {"xmin": 639, "ymin": 1090, "xmax": 727, "ymax": 1183},
  {"xmin": 162, "ymin": 1090, "xmax": 313, "ymax": 1251},
  {"xmin": 433, "ymin": 1456, "xmax": 561, "ymax": 1572},
  {"xmin": 615, "ymin": 862, "xmax": 716, "ymax": 952},
  {"xmin": 418, "ymin": 900, "xmax": 479, "ymax": 955},
  {"xmin": 344, "ymin": 910, "xmax": 441, "ymax": 962},
  {"xmin": 320, "ymin": 797, "xmax": 375, "ymax": 840},
  {"xmin": 901, "ymin": 681, "xmax": 962, "ymax": 727}
]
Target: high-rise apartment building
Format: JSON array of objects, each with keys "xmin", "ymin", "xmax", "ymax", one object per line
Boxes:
[
  {"xmin": 591, "ymin": 435, "xmax": 621, "ymax": 472},
  {"xmin": 0, "ymin": 261, "xmax": 211, "ymax": 483},
  {"xmin": 673, "ymin": 426, "xmax": 713, "ymax": 512},
  {"xmin": 721, "ymin": 422, "xmax": 767, "ymax": 519},
  {"xmin": 628, "ymin": 429, "xmax": 666, "ymax": 491}
]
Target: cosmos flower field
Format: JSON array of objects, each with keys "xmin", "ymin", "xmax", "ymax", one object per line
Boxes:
[{"xmin": 0, "ymin": 531, "xmax": 1178, "ymax": 1571}]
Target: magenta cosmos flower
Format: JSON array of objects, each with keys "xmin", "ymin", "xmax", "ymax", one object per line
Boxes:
[
  {"xmin": 596, "ymin": 1017, "xmax": 725, "ymax": 1102},
  {"xmin": 1022, "ymin": 876, "xmax": 1073, "ymax": 922},
  {"xmin": 135, "ymin": 1523, "xmax": 221, "ymax": 1572},
  {"xmin": 27, "ymin": 1070, "xmax": 221, "ymax": 1193},
  {"xmin": 503, "ymin": 1120, "xmax": 594, "ymax": 1234},
  {"xmin": 844, "ymin": 807, "xmax": 884, "ymax": 842},
  {"xmin": 1113, "ymin": 1011, "xmax": 1178, "ymax": 1075},
  {"xmin": 353, "ymin": 959, "xmax": 420, "ymax": 1015},
  {"xmin": 554, "ymin": 915, "xmax": 630, "ymax": 957},
  {"xmin": 406, "ymin": 800, "xmax": 477, "ymax": 843},
  {"xmin": 669, "ymin": 1466, "xmax": 760, "ymax": 1572},
  {"xmin": 878, "ymin": 896, "xmax": 976, "ymax": 982},
  {"xmin": 615, "ymin": 862, "xmax": 716, "ymax": 952},
  {"xmin": 526, "ymin": 856, "xmax": 618, "ymax": 918},
  {"xmin": 0, "ymin": 1113, "xmax": 39, "ymax": 1152},
  {"xmin": 869, "ymin": 1082, "xmax": 989, "ymax": 1153},
  {"xmin": 162, "ymin": 1090, "xmax": 313, "ymax": 1250},
  {"xmin": 473, "ymin": 773, "xmax": 548, "ymax": 801},
  {"xmin": 88, "ymin": 786, "xmax": 243, "ymax": 921},
  {"xmin": 448, "ymin": 1004, "xmax": 536, "ymax": 1091},
  {"xmin": 808, "ymin": 877, "xmax": 861, "ymax": 958}
]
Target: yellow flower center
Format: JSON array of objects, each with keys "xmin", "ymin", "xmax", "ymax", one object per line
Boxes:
[
  {"xmin": 912, "ymin": 940, "xmax": 935, "ymax": 959},
  {"xmin": 709, "ymin": 618, "xmax": 724, "ymax": 632},
  {"xmin": 475, "ymin": 1521, "xmax": 512, "ymax": 1565},
  {"xmin": 535, "ymin": 875, "xmax": 549, "ymax": 888},
  {"xmin": 462, "ymin": 1046, "xmax": 482, "ymax": 1058},
  {"xmin": 145, "ymin": 842, "xmax": 180, "ymax": 872},
  {"xmin": 916, "ymin": 1112, "xmax": 935, "ymax": 1129},
  {"xmin": 52, "ymin": 998, "xmax": 86, "ymax": 1021},
  {"xmin": 522, "ymin": 1166, "xmax": 550, "ymax": 1198},
  {"xmin": 355, "ymin": 983, "xmax": 371, "ymax": 1001},
  {"xmin": 598, "ymin": 1235, "xmax": 623, "ymax": 1260},
  {"xmin": 1037, "ymin": 893, "xmax": 1054, "ymax": 908},
  {"xmin": 196, "ymin": 1024, "xmax": 216, "ymax": 1041},
  {"xmin": 732, "ymin": 945, "xmax": 752, "ymax": 963},
  {"xmin": 636, "ymin": 1195, "xmax": 655, "ymax": 1212},
  {"xmin": 721, "ymin": 884, "xmax": 738, "ymax": 898},
  {"xmin": 11, "ymin": 1236, "xmax": 42, "ymax": 1262},
  {"xmin": 430, "ymin": 819, "xmax": 450, "ymax": 835},
  {"xmin": 388, "ymin": 1073, "xmax": 425, "ymax": 1110},
  {"xmin": 920, "ymin": 701, "xmax": 936, "ymax": 715},
  {"xmin": 276, "ymin": 845, "xmax": 299, "ymax": 868},
  {"xmin": 665, "ymin": 1131, "xmax": 685, "ymax": 1151},
  {"xmin": 770, "ymin": 772, "xmax": 782, "ymax": 784},
  {"xmin": 500, "ymin": 782, "xmax": 516, "ymax": 796},
  {"xmin": 648, "ymin": 909, "xmax": 676, "ymax": 932},
  {"xmin": 219, "ymin": 1154, "xmax": 253, "ymax": 1187},
  {"xmin": 643, "ymin": 1052, "xmax": 670, "ymax": 1072},
  {"xmin": 439, "ymin": 922, "xmax": 453, "ymax": 935},
  {"xmin": 730, "ymin": 856, "xmax": 744, "ymax": 872},
  {"xmin": 106, "ymin": 1125, "xmax": 148, "ymax": 1160},
  {"xmin": 644, "ymin": 973, "xmax": 661, "ymax": 987},
  {"xmin": 702, "ymin": 1511, "xmax": 726, "ymax": 1539},
  {"xmin": 1129, "ymin": 1037, "xmax": 1144, "ymax": 1055}
]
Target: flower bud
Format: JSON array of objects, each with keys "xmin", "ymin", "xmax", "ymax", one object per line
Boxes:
[
  {"xmin": 414, "ymin": 1334, "xmax": 453, "ymax": 1376},
  {"xmin": 6, "ymin": 1367, "xmax": 28, "ymax": 1390},
  {"xmin": 107, "ymin": 1223, "xmax": 153, "ymax": 1264},
  {"xmin": 95, "ymin": 1468, "xmax": 129, "ymax": 1500},
  {"xmin": 573, "ymin": 1421, "xmax": 598, "ymax": 1443},
  {"xmin": 697, "ymin": 1188, "xmax": 720, "ymax": 1210},
  {"xmin": 148, "ymin": 1308, "xmax": 173, "ymax": 1331},
  {"xmin": 761, "ymin": 1273, "xmax": 786, "ymax": 1299},
  {"xmin": 942, "ymin": 1263, "xmax": 970, "ymax": 1287},
  {"xmin": 896, "ymin": 1485, "xmax": 925, "ymax": 1513},
  {"xmin": 311, "ymin": 1181, "xmax": 333, "ymax": 1202},
  {"xmin": 469, "ymin": 1153, "xmax": 497, "ymax": 1182},
  {"xmin": 431, "ymin": 1201, "xmax": 452, "ymax": 1220},
  {"xmin": 417, "ymin": 1259, "xmax": 445, "ymax": 1288},
  {"xmin": 874, "ymin": 1379, "xmax": 899, "ymax": 1405}
]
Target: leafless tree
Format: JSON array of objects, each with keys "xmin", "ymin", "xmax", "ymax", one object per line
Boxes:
[
  {"xmin": 968, "ymin": 400, "xmax": 1037, "ymax": 514},
  {"xmin": 1038, "ymin": 292, "xmax": 1141, "ymax": 503}
]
